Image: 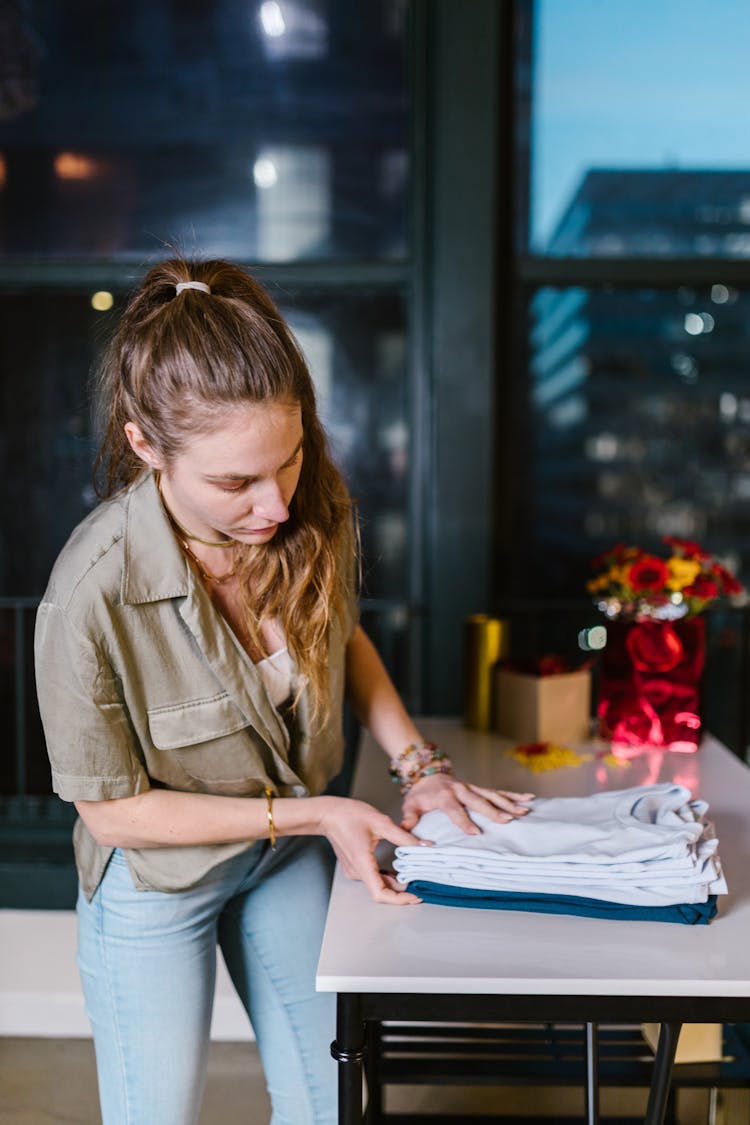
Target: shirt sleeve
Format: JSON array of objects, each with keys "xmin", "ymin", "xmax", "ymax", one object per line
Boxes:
[{"xmin": 34, "ymin": 601, "xmax": 151, "ymax": 802}]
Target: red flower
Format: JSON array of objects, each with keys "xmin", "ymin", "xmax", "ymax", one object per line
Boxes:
[
  {"xmin": 684, "ymin": 575, "xmax": 720, "ymax": 600},
  {"xmin": 591, "ymin": 543, "xmax": 624, "ymax": 570},
  {"xmin": 662, "ymin": 536, "xmax": 710, "ymax": 559},
  {"xmin": 590, "ymin": 540, "xmax": 745, "ymax": 617},
  {"xmin": 710, "ymin": 562, "xmax": 743, "ymax": 595},
  {"xmin": 518, "ymin": 742, "xmax": 548, "ymax": 756},
  {"xmin": 627, "ymin": 555, "xmax": 669, "ymax": 592}
]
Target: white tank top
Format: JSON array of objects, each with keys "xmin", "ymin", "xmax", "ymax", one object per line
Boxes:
[{"xmin": 255, "ymin": 646, "xmax": 294, "ymax": 707}]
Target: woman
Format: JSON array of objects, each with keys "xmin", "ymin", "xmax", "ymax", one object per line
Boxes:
[{"xmin": 34, "ymin": 258, "xmax": 530, "ymax": 1125}]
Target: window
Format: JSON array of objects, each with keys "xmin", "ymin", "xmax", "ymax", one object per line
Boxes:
[
  {"xmin": 0, "ymin": 0, "xmax": 409, "ymax": 260},
  {"xmin": 0, "ymin": 1, "xmax": 416, "ymax": 862},
  {"xmin": 511, "ymin": 0, "xmax": 750, "ymax": 594},
  {"xmin": 522, "ymin": 283, "xmax": 749, "ymax": 596},
  {"xmin": 506, "ymin": 0, "xmax": 750, "ymax": 754}
]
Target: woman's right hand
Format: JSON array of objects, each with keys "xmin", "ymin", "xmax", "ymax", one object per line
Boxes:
[{"xmin": 314, "ymin": 796, "xmax": 430, "ymax": 905}]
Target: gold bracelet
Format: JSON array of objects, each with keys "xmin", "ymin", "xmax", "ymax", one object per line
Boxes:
[{"xmin": 264, "ymin": 787, "xmax": 277, "ymax": 850}]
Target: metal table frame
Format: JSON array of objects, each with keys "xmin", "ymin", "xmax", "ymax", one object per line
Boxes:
[{"xmin": 331, "ymin": 994, "xmax": 750, "ymax": 1125}]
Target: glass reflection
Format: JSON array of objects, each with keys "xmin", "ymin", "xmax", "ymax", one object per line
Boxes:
[
  {"xmin": 258, "ymin": 0, "xmax": 329, "ymax": 60},
  {"xmin": 283, "ymin": 297, "xmax": 410, "ymax": 599},
  {"xmin": 254, "ymin": 145, "xmax": 331, "ymax": 261},
  {"xmin": 0, "ymin": 0, "xmax": 407, "ymax": 260},
  {"xmin": 0, "ymin": 290, "xmax": 408, "ymax": 601},
  {"xmin": 525, "ymin": 285, "xmax": 750, "ymax": 596}
]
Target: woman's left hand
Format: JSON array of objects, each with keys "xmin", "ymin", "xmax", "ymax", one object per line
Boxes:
[{"xmin": 400, "ymin": 772, "xmax": 534, "ymax": 835}]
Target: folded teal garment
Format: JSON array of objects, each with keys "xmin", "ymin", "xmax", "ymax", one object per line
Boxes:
[{"xmin": 407, "ymin": 882, "xmax": 718, "ymax": 925}]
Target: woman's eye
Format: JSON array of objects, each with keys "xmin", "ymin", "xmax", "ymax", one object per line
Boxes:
[{"xmin": 218, "ymin": 481, "xmax": 248, "ymax": 493}]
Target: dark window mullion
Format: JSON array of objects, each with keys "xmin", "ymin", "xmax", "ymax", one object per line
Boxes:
[
  {"xmin": 0, "ymin": 258, "xmax": 411, "ymax": 295},
  {"xmin": 517, "ymin": 256, "xmax": 750, "ymax": 288}
]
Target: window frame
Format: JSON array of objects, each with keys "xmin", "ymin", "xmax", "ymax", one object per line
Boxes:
[{"xmin": 498, "ymin": 0, "xmax": 750, "ymax": 759}]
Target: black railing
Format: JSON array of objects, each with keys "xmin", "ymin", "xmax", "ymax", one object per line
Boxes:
[{"xmin": 0, "ymin": 597, "xmax": 53, "ymax": 806}]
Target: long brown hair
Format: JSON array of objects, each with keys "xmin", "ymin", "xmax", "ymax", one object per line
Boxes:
[{"xmin": 94, "ymin": 257, "xmax": 356, "ymax": 727}]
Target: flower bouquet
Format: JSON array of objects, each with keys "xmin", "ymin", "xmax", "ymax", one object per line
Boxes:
[{"xmin": 588, "ymin": 538, "xmax": 743, "ymax": 754}]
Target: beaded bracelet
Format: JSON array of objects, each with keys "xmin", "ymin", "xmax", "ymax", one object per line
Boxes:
[{"xmin": 388, "ymin": 742, "xmax": 454, "ymax": 794}]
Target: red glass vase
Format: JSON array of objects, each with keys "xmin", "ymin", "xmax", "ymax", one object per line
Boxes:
[{"xmin": 597, "ymin": 617, "xmax": 705, "ymax": 754}]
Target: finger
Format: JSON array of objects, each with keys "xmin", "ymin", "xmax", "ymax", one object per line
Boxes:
[
  {"xmin": 381, "ymin": 871, "xmax": 416, "ymax": 895},
  {"xmin": 439, "ymin": 800, "xmax": 483, "ymax": 835},
  {"xmin": 400, "ymin": 809, "xmax": 419, "ymax": 831},
  {"xmin": 470, "ymin": 786, "xmax": 534, "ymax": 815},
  {"xmin": 361, "ymin": 858, "xmax": 421, "ymax": 904},
  {"xmin": 456, "ymin": 783, "xmax": 530, "ymax": 821},
  {"xmin": 378, "ymin": 872, "xmax": 423, "ymax": 904},
  {"xmin": 379, "ymin": 818, "xmax": 435, "ymax": 848},
  {"xmin": 371, "ymin": 885, "xmax": 423, "ymax": 905}
]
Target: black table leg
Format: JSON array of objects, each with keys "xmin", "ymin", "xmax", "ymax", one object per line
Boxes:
[
  {"xmin": 365, "ymin": 1022, "xmax": 383, "ymax": 1124},
  {"xmin": 644, "ymin": 1022, "xmax": 682, "ymax": 1125},
  {"xmin": 331, "ymin": 993, "xmax": 366, "ymax": 1125},
  {"xmin": 585, "ymin": 1021, "xmax": 600, "ymax": 1125}
]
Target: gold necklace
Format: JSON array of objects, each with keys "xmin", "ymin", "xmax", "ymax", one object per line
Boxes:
[
  {"xmin": 156, "ymin": 476, "xmax": 234, "ymax": 548},
  {"xmin": 179, "ymin": 536, "xmax": 241, "ymax": 585}
]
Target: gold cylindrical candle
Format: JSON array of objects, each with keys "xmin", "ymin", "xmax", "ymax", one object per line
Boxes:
[{"xmin": 462, "ymin": 615, "xmax": 508, "ymax": 731}]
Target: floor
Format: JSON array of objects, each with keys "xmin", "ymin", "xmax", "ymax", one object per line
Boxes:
[
  {"xmin": 0, "ymin": 1038, "xmax": 270, "ymax": 1125},
  {"xmin": 1, "ymin": 1036, "xmax": 748, "ymax": 1124}
]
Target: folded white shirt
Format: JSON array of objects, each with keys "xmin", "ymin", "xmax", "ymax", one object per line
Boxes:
[{"xmin": 393, "ymin": 783, "xmax": 727, "ymax": 907}]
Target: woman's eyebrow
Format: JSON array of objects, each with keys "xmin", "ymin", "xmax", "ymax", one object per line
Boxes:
[{"xmin": 204, "ymin": 437, "xmax": 304, "ymax": 481}]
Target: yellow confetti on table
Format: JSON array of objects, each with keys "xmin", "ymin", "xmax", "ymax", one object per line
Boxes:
[
  {"xmin": 508, "ymin": 741, "xmax": 592, "ymax": 773},
  {"xmin": 596, "ymin": 752, "xmax": 631, "ymax": 770},
  {"xmin": 507, "ymin": 742, "xmax": 633, "ymax": 773}
]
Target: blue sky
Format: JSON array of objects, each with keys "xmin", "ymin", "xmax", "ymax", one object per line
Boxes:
[{"xmin": 533, "ymin": 0, "xmax": 750, "ymax": 247}]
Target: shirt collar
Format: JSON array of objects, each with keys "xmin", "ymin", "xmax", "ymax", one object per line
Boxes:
[{"xmin": 121, "ymin": 471, "xmax": 191, "ymax": 604}]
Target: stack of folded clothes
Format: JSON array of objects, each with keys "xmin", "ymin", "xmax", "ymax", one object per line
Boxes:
[{"xmin": 393, "ymin": 784, "xmax": 727, "ymax": 924}]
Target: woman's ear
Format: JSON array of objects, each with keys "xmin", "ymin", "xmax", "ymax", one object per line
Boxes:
[{"xmin": 124, "ymin": 422, "xmax": 165, "ymax": 470}]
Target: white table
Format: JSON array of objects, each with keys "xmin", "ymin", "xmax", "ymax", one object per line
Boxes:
[{"xmin": 316, "ymin": 719, "xmax": 750, "ymax": 1124}]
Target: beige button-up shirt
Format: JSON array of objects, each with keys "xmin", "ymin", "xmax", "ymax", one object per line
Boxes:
[{"xmin": 34, "ymin": 472, "xmax": 358, "ymax": 897}]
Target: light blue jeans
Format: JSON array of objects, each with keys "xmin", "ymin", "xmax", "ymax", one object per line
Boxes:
[{"xmin": 77, "ymin": 836, "xmax": 337, "ymax": 1125}]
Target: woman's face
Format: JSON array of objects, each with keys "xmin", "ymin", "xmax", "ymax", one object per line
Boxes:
[{"xmin": 128, "ymin": 400, "xmax": 304, "ymax": 546}]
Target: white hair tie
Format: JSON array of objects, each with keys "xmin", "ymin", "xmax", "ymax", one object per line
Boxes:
[{"xmin": 175, "ymin": 281, "xmax": 211, "ymax": 295}]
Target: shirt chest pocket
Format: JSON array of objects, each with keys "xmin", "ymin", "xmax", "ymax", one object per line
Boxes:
[
  {"xmin": 146, "ymin": 692, "xmax": 268, "ymax": 793},
  {"xmin": 148, "ymin": 692, "xmax": 249, "ymax": 750}
]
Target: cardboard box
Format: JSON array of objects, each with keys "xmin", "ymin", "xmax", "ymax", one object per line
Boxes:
[
  {"xmin": 641, "ymin": 1022, "xmax": 723, "ymax": 1063},
  {"xmin": 494, "ymin": 667, "xmax": 591, "ymax": 743}
]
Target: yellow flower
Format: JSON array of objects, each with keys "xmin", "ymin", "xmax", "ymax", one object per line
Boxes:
[
  {"xmin": 666, "ymin": 557, "xmax": 701, "ymax": 591},
  {"xmin": 609, "ymin": 564, "xmax": 631, "ymax": 586},
  {"xmin": 586, "ymin": 574, "xmax": 611, "ymax": 593}
]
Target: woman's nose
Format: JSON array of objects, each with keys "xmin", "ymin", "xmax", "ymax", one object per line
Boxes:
[{"xmin": 254, "ymin": 480, "xmax": 290, "ymax": 523}]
